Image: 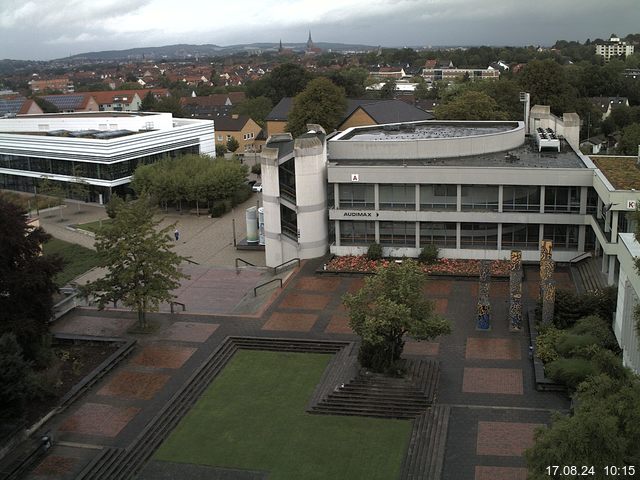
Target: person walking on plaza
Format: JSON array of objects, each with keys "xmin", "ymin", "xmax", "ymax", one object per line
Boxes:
[{"xmin": 174, "ymin": 228, "xmax": 180, "ymax": 241}]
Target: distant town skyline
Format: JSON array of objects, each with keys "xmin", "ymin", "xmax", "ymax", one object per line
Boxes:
[{"xmin": 1, "ymin": 0, "xmax": 639, "ymax": 61}]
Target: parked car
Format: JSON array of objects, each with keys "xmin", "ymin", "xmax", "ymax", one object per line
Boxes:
[{"xmin": 252, "ymin": 183, "xmax": 262, "ymax": 192}]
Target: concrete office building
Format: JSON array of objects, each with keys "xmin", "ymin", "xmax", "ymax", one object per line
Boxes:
[{"xmin": 0, "ymin": 111, "xmax": 215, "ymax": 203}]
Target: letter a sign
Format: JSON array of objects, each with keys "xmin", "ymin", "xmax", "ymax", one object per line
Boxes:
[{"xmin": 351, "ymin": 173, "xmax": 359, "ymax": 182}]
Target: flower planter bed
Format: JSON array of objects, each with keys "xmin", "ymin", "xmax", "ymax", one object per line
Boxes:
[
  {"xmin": 527, "ymin": 309, "xmax": 567, "ymax": 393},
  {"xmin": 319, "ymin": 255, "xmax": 511, "ymax": 278}
]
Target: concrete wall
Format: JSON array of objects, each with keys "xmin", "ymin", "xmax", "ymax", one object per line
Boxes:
[
  {"xmin": 338, "ymin": 109, "xmax": 376, "ymax": 131},
  {"xmin": 329, "ymin": 121, "xmax": 524, "ymax": 160},
  {"xmin": 260, "ymin": 145, "xmax": 284, "ymax": 267}
]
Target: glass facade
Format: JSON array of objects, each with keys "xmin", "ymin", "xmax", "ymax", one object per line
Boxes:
[
  {"xmin": 544, "ymin": 224, "xmax": 579, "ymax": 250},
  {"xmin": 0, "ymin": 145, "xmax": 199, "ymax": 182},
  {"xmin": 420, "ymin": 184, "xmax": 457, "ymax": 210},
  {"xmin": 503, "ymin": 186, "xmax": 540, "ymax": 212},
  {"xmin": 278, "ymin": 159, "xmax": 296, "ymax": 203},
  {"xmin": 461, "ymin": 185, "xmax": 499, "ymax": 211},
  {"xmin": 544, "ymin": 186, "xmax": 580, "ymax": 213},
  {"xmin": 339, "ymin": 184, "xmax": 374, "ymax": 209},
  {"xmin": 340, "ymin": 220, "xmax": 375, "ymax": 245},
  {"xmin": 280, "ymin": 204, "xmax": 298, "ymax": 240},
  {"xmin": 460, "ymin": 223, "xmax": 499, "ymax": 249},
  {"xmin": 379, "ymin": 184, "xmax": 415, "ymax": 210},
  {"xmin": 502, "ymin": 223, "xmax": 540, "ymax": 249},
  {"xmin": 380, "ymin": 221, "xmax": 416, "ymax": 246},
  {"xmin": 420, "ymin": 222, "xmax": 457, "ymax": 247}
]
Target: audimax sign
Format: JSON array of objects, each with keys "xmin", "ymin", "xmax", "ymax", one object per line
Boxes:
[{"xmin": 342, "ymin": 211, "xmax": 379, "ymax": 217}]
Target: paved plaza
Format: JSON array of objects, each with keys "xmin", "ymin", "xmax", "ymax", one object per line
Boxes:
[{"xmin": 21, "ymin": 256, "xmax": 572, "ymax": 480}]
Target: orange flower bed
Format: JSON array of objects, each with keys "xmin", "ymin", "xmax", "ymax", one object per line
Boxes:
[{"xmin": 326, "ymin": 256, "xmax": 510, "ymax": 277}]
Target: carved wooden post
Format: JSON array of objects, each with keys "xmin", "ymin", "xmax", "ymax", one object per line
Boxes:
[
  {"xmin": 509, "ymin": 250, "xmax": 523, "ymax": 331},
  {"xmin": 476, "ymin": 260, "xmax": 492, "ymax": 331},
  {"xmin": 539, "ymin": 239, "xmax": 554, "ymax": 299},
  {"xmin": 541, "ymin": 279, "xmax": 556, "ymax": 324}
]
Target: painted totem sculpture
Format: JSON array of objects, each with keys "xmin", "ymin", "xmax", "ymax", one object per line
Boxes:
[
  {"xmin": 508, "ymin": 250, "xmax": 523, "ymax": 331},
  {"xmin": 476, "ymin": 260, "xmax": 492, "ymax": 330}
]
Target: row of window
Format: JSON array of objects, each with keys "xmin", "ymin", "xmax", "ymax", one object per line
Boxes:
[
  {"xmin": 338, "ymin": 221, "xmax": 579, "ymax": 250},
  {"xmin": 336, "ymin": 184, "xmax": 585, "ymax": 213},
  {"xmin": 0, "ymin": 146, "xmax": 199, "ymax": 181}
]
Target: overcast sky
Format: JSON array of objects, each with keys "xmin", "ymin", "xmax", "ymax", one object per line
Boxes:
[{"xmin": 1, "ymin": 0, "xmax": 639, "ymax": 60}]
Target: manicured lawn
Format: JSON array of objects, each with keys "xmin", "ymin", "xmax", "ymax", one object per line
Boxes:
[
  {"xmin": 0, "ymin": 190, "xmax": 61, "ymax": 212},
  {"xmin": 43, "ymin": 238, "xmax": 100, "ymax": 286},
  {"xmin": 75, "ymin": 218, "xmax": 112, "ymax": 233},
  {"xmin": 155, "ymin": 350, "xmax": 411, "ymax": 480}
]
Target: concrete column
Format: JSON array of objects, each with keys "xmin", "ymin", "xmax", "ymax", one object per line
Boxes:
[
  {"xmin": 539, "ymin": 223, "xmax": 545, "ymax": 245},
  {"xmin": 578, "ymin": 225, "xmax": 586, "ymax": 252},
  {"xmin": 611, "ymin": 211, "xmax": 619, "ymax": 242},
  {"xmin": 415, "ymin": 221, "xmax": 420, "ymax": 248},
  {"xmin": 498, "ymin": 185, "xmax": 503, "ymax": 213},
  {"xmin": 608, "ymin": 255, "xmax": 616, "ymax": 286},
  {"xmin": 579, "ymin": 186, "xmax": 588, "ymax": 215},
  {"xmin": 456, "ymin": 222, "xmax": 461, "ymax": 249},
  {"xmin": 602, "ymin": 253, "xmax": 608, "ymax": 274},
  {"xmin": 333, "ymin": 183, "xmax": 340, "ymax": 209},
  {"xmin": 476, "ymin": 260, "xmax": 492, "ymax": 331},
  {"xmin": 541, "ymin": 279, "xmax": 556, "ymax": 325},
  {"xmin": 375, "ymin": 221, "xmax": 380, "ymax": 243},
  {"xmin": 334, "ymin": 220, "xmax": 341, "ymax": 247},
  {"xmin": 415, "ymin": 184, "xmax": 420, "ymax": 212},
  {"xmin": 374, "ymin": 184, "xmax": 379, "ymax": 211},
  {"xmin": 456, "ymin": 184, "xmax": 462, "ymax": 212},
  {"xmin": 509, "ymin": 250, "xmax": 523, "ymax": 331},
  {"xmin": 497, "ymin": 223, "xmax": 503, "ymax": 251},
  {"xmin": 539, "ymin": 185, "xmax": 545, "ymax": 213},
  {"xmin": 597, "ymin": 197, "xmax": 603, "ymax": 219}
]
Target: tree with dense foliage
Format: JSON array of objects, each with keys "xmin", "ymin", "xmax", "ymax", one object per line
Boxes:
[
  {"xmin": 435, "ymin": 90, "xmax": 509, "ymax": 120},
  {"xmin": 328, "ymin": 67, "xmax": 369, "ymax": 98},
  {"xmin": 82, "ymin": 198, "xmax": 188, "ymax": 329},
  {"xmin": 233, "ymin": 96, "xmax": 272, "ymax": 127},
  {"xmin": 215, "ymin": 143, "xmax": 227, "ymax": 158},
  {"xmin": 0, "ymin": 333, "xmax": 38, "ymax": 419},
  {"xmin": 140, "ymin": 91, "xmax": 158, "ymax": 111},
  {"xmin": 246, "ymin": 63, "xmax": 313, "ymax": 105},
  {"xmin": 226, "ymin": 136, "xmax": 240, "ymax": 153},
  {"xmin": 0, "ymin": 198, "xmax": 62, "ymax": 361},
  {"xmin": 154, "ymin": 95, "xmax": 183, "ymax": 117},
  {"xmin": 343, "ymin": 260, "xmax": 452, "ymax": 372},
  {"xmin": 379, "ymin": 79, "xmax": 396, "ymax": 99},
  {"xmin": 618, "ymin": 123, "xmax": 640, "ymax": 155},
  {"xmin": 286, "ymin": 77, "xmax": 347, "ymax": 137},
  {"xmin": 526, "ymin": 374, "xmax": 640, "ymax": 477},
  {"xmin": 518, "ymin": 59, "xmax": 578, "ymax": 115}
]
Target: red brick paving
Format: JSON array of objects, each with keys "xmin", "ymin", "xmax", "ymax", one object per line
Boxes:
[
  {"xmin": 525, "ymin": 282, "xmax": 540, "ymax": 300},
  {"xmin": 325, "ymin": 314, "xmax": 353, "ymax": 334},
  {"xmin": 262, "ymin": 312, "xmax": 319, "ymax": 332},
  {"xmin": 295, "ymin": 277, "xmax": 342, "ymax": 292},
  {"xmin": 462, "ymin": 368, "xmax": 524, "ymax": 395},
  {"xmin": 279, "ymin": 293, "xmax": 331, "ymax": 310},
  {"xmin": 423, "ymin": 280, "xmax": 453, "ymax": 296},
  {"xmin": 465, "ymin": 338, "xmax": 521, "ymax": 360},
  {"xmin": 555, "ymin": 271, "xmax": 574, "ymax": 291},
  {"xmin": 131, "ymin": 344, "xmax": 196, "ymax": 369},
  {"xmin": 475, "ymin": 466, "xmax": 528, "ymax": 480},
  {"xmin": 50, "ymin": 315, "xmax": 135, "ymax": 337},
  {"xmin": 468, "ymin": 282, "xmax": 509, "ymax": 298},
  {"xmin": 403, "ymin": 341, "xmax": 440, "ymax": 356},
  {"xmin": 59, "ymin": 403, "xmax": 139, "ymax": 437},
  {"xmin": 347, "ymin": 278, "xmax": 366, "ymax": 294},
  {"xmin": 160, "ymin": 321, "xmax": 219, "ymax": 342},
  {"xmin": 32, "ymin": 455, "xmax": 77, "ymax": 475},
  {"xmin": 98, "ymin": 370, "xmax": 170, "ymax": 400},
  {"xmin": 476, "ymin": 421, "xmax": 542, "ymax": 456}
]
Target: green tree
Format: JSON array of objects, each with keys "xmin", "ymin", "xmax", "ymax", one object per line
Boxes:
[
  {"xmin": 435, "ymin": 90, "xmax": 509, "ymax": 120},
  {"xmin": 82, "ymin": 198, "xmax": 188, "ymax": 329},
  {"xmin": 619, "ymin": 123, "xmax": 640, "ymax": 155},
  {"xmin": 215, "ymin": 143, "xmax": 228, "ymax": 158},
  {"xmin": 140, "ymin": 91, "xmax": 158, "ymax": 111},
  {"xmin": 379, "ymin": 79, "xmax": 397, "ymax": 99},
  {"xmin": 526, "ymin": 374, "xmax": 640, "ymax": 478},
  {"xmin": 286, "ymin": 77, "xmax": 347, "ymax": 137},
  {"xmin": 233, "ymin": 96, "xmax": 272, "ymax": 127},
  {"xmin": 246, "ymin": 63, "xmax": 313, "ymax": 105},
  {"xmin": 518, "ymin": 59, "xmax": 578, "ymax": 115},
  {"xmin": 343, "ymin": 260, "xmax": 452, "ymax": 372},
  {"xmin": 226, "ymin": 136, "xmax": 240, "ymax": 153},
  {"xmin": 414, "ymin": 80, "xmax": 431, "ymax": 100},
  {"xmin": 155, "ymin": 95, "xmax": 183, "ymax": 117},
  {"xmin": 329, "ymin": 67, "xmax": 369, "ymax": 97},
  {"xmin": 0, "ymin": 333, "xmax": 38, "ymax": 419},
  {"xmin": 0, "ymin": 198, "xmax": 62, "ymax": 361}
]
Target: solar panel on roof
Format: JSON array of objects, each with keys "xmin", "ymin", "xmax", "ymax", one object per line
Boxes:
[
  {"xmin": 44, "ymin": 95, "xmax": 85, "ymax": 109},
  {"xmin": 92, "ymin": 130, "xmax": 133, "ymax": 139},
  {"xmin": 0, "ymin": 98, "xmax": 26, "ymax": 115}
]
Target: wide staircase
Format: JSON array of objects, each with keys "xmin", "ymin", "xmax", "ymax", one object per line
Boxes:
[
  {"xmin": 310, "ymin": 359, "xmax": 439, "ymax": 419},
  {"xmin": 572, "ymin": 256, "xmax": 608, "ymax": 293}
]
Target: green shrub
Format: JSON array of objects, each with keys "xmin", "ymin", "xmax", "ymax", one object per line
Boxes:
[
  {"xmin": 553, "ymin": 287, "xmax": 617, "ymax": 329},
  {"xmin": 0, "ymin": 333, "xmax": 38, "ymax": 419},
  {"xmin": 535, "ymin": 325, "xmax": 562, "ymax": 363},
  {"xmin": 251, "ymin": 163, "xmax": 261, "ymax": 175},
  {"xmin": 569, "ymin": 315, "xmax": 619, "ymax": 351},
  {"xmin": 591, "ymin": 348, "xmax": 627, "ymax": 381},
  {"xmin": 209, "ymin": 201, "xmax": 227, "ymax": 217},
  {"xmin": 555, "ymin": 333, "xmax": 601, "ymax": 357},
  {"xmin": 546, "ymin": 357, "xmax": 599, "ymax": 390},
  {"xmin": 367, "ymin": 243, "xmax": 383, "ymax": 261},
  {"xmin": 231, "ymin": 185, "xmax": 251, "ymax": 207},
  {"xmin": 418, "ymin": 244, "xmax": 439, "ymax": 264}
]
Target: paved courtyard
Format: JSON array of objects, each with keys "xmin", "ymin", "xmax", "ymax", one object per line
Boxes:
[{"xmin": 24, "ymin": 260, "xmax": 571, "ymax": 480}]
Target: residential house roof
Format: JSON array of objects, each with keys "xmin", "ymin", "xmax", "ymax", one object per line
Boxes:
[
  {"xmin": 42, "ymin": 93, "xmax": 95, "ymax": 111},
  {"xmin": 214, "ymin": 115, "xmax": 253, "ymax": 131},
  {"xmin": 0, "ymin": 96, "xmax": 42, "ymax": 116},
  {"xmin": 180, "ymin": 92, "xmax": 246, "ymax": 108},
  {"xmin": 588, "ymin": 96, "xmax": 629, "ymax": 114}
]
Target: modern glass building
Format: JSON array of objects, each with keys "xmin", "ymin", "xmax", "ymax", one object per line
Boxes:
[{"xmin": 0, "ymin": 111, "xmax": 215, "ymax": 203}]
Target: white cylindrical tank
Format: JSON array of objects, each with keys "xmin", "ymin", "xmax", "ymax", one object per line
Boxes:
[
  {"xmin": 258, "ymin": 207, "xmax": 265, "ymax": 245},
  {"xmin": 246, "ymin": 206, "xmax": 258, "ymax": 243}
]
